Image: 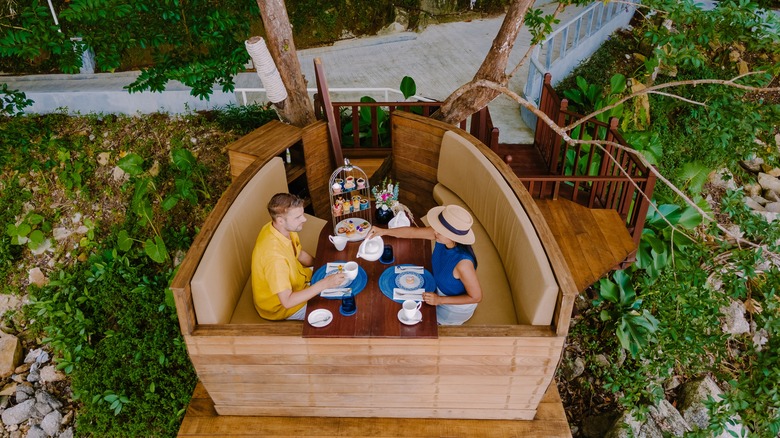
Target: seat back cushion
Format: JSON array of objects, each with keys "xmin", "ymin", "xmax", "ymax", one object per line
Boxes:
[
  {"xmin": 191, "ymin": 157, "xmax": 288, "ymax": 324},
  {"xmin": 437, "ymin": 131, "xmax": 558, "ymax": 325},
  {"xmin": 431, "ymin": 185, "xmax": 518, "ymax": 325}
]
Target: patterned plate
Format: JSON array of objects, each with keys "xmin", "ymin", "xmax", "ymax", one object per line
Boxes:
[{"xmin": 395, "ymin": 272, "xmax": 424, "ymax": 290}]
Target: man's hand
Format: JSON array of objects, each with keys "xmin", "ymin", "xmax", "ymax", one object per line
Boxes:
[{"xmin": 320, "ymin": 272, "xmax": 347, "ymax": 289}]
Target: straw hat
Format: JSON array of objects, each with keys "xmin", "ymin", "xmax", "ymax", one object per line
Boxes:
[{"xmin": 426, "ymin": 205, "xmax": 475, "ymax": 245}]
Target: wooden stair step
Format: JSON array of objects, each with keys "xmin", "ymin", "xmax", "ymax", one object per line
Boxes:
[{"xmin": 535, "ymin": 198, "xmax": 635, "ymax": 292}]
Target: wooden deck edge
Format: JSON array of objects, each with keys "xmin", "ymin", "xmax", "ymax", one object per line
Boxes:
[{"xmin": 177, "ymin": 380, "xmax": 572, "ymax": 437}]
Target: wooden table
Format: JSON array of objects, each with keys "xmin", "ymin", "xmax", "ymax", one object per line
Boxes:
[{"xmin": 303, "ymin": 225, "xmax": 438, "ymax": 338}]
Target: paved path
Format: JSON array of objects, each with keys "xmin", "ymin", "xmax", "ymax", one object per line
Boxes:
[{"xmin": 2, "ymin": 3, "xmax": 588, "ymax": 144}]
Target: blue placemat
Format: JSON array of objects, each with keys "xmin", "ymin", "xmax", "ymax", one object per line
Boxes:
[
  {"xmin": 311, "ymin": 262, "xmax": 368, "ymax": 299},
  {"xmin": 378, "ymin": 264, "xmax": 436, "ymax": 303}
]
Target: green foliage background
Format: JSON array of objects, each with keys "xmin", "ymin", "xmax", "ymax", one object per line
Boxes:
[{"xmin": 1, "ymin": 105, "xmax": 274, "ymax": 436}]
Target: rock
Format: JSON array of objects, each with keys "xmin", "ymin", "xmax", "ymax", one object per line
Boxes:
[
  {"xmin": 648, "ymin": 399, "xmax": 691, "ymax": 436},
  {"xmin": 1, "ymin": 399, "xmax": 35, "ymax": 425},
  {"xmin": 24, "ymin": 349, "xmax": 45, "ymax": 364},
  {"xmin": 52, "ymin": 227, "xmax": 72, "ymax": 241},
  {"xmin": 751, "ymin": 195, "xmax": 769, "ymax": 206},
  {"xmin": 743, "ymin": 183, "xmax": 762, "ymax": 197},
  {"xmin": 25, "ymin": 425, "xmax": 47, "ymax": 438},
  {"xmin": 59, "ymin": 427, "xmax": 74, "ymax": 438},
  {"xmin": 757, "ymin": 211, "xmax": 778, "ymax": 223},
  {"xmin": 0, "ymin": 333, "xmax": 23, "ymax": 378},
  {"xmin": 38, "ymin": 365, "xmax": 65, "ymax": 383},
  {"xmin": 40, "ymin": 410, "xmax": 62, "ymax": 436},
  {"xmin": 744, "ymin": 197, "xmax": 765, "ymax": 211},
  {"xmin": 96, "ymin": 152, "xmax": 110, "ymax": 166},
  {"xmin": 765, "ymin": 202, "xmax": 780, "ymax": 213},
  {"xmin": 0, "ymin": 394, "xmax": 9, "ymax": 409},
  {"xmin": 35, "ymin": 389, "xmax": 63, "ymax": 411},
  {"xmin": 665, "ymin": 375, "xmax": 682, "ymax": 391},
  {"xmin": 768, "ymin": 168, "xmax": 780, "ymax": 178},
  {"xmin": 765, "ymin": 189, "xmax": 780, "ymax": 203},
  {"xmin": 563, "ymin": 356, "xmax": 585, "ymax": 381},
  {"xmin": 752, "ymin": 328, "xmax": 769, "ymax": 351},
  {"xmin": 758, "ymin": 173, "xmax": 780, "ymax": 195},
  {"xmin": 583, "ymin": 413, "xmax": 619, "ymax": 437},
  {"xmin": 111, "ymin": 166, "xmax": 128, "ymax": 183},
  {"xmin": 737, "ymin": 60, "xmax": 749, "ymax": 75},
  {"xmin": 678, "ymin": 376, "xmax": 746, "ymax": 437},
  {"xmin": 15, "ymin": 383, "xmax": 34, "ymax": 402},
  {"xmin": 709, "ymin": 169, "xmax": 737, "ymax": 191},
  {"xmin": 738, "ymin": 157, "xmax": 764, "ymax": 173},
  {"xmin": 0, "ymin": 382, "xmax": 17, "ymax": 396},
  {"xmin": 594, "ymin": 354, "xmax": 611, "ymax": 368},
  {"xmin": 27, "ymin": 267, "xmax": 49, "ymax": 287},
  {"xmin": 27, "ymin": 362, "xmax": 40, "ymax": 383},
  {"xmin": 721, "ymin": 300, "xmax": 750, "ymax": 335},
  {"xmin": 74, "ymin": 225, "xmax": 89, "ymax": 235},
  {"xmin": 15, "ymin": 362, "xmax": 32, "ymax": 374}
]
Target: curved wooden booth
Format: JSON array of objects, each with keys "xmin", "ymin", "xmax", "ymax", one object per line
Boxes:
[{"xmin": 170, "ymin": 111, "xmax": 577, "ymax": 422}]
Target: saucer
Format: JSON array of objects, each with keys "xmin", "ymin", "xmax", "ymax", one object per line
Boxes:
[
  {"xmin": 307, "ymin": 309, "xmax": 333, "ymax": 328},
  {"xmin": 397, "ymin": 309, "xmax": 422, "ymax": 325}
]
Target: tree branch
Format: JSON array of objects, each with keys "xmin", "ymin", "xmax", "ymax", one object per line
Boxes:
[
  {"xmin": 565, "ymin": 72, "xmax": 779, "ymax": 132},
  {"xmin": 647, "ymin": 90, "xmax": 707, "ymax": 106}
]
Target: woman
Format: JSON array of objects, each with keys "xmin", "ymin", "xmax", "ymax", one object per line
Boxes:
[{"xmin": 369, "ymin": 204, "xmax": 482, "ymax": 325}]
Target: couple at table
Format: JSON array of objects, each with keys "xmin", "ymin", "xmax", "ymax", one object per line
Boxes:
[{"xmin": 251, "ymin": 193, "xmax": 482, "ymax": 325}]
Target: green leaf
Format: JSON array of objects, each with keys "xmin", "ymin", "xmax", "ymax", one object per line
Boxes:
[
  {"xmin": 677, "ymin": 206, "xmax": 702, "ymax": 229},
  {"xmin": 679, "ymin": 162, "xmax": 710, "ymax": 195},
  {"xmin": 144, "ymin": 236, "xmax": 168, "ymax": 263},
  {"xmin": 171, "ymin": 148, "xmax": 196, "ymax": 172},
  {"xmin": 28, "ymin": 229, "xmax": 45, "ymax": 245},
  {"xmin": 117, "ymin": 230, "xmax": 133, "ymax": 251},
  {"xmin": 609, "ymin": 74, "xmax": 626, "ymax": 94},
  {"xmin": 599, "ymin": 278, "xmax": 619, "ymax": 304},
  {"xmin": 162, "ymin": 194, "xmax": 180, "ymax": 211},
  {"xmin": 118, "ymin": 153, "xmax": 144, "ymax": 176},
  {"xmin": 400, "ymin": 76, "xmax": 416, "ymax": 100},
  {"xmin": 26, "ymin": 213, "xmax": 45, "ymax": 225}
]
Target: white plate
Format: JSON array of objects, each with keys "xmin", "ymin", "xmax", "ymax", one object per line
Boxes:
[
  {"xmin": 397, "ymin": 309, "xmax": 422, "ymax": 325},
  {"xmin": 307, "ymin": 309, "xmax": 333, "ymax": 328},
  {"xmin": 335, "ymin": 218, "xmax": 372, "ymax": 242}
]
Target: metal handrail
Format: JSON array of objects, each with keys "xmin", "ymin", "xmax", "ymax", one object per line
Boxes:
[{"xmin": 233, "ymin": 87, "xmax": 436, "ymax": 106}]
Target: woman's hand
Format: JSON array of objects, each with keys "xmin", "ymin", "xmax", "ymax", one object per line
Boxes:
[
  {"xmin": 422, "ymin": 292, "xmax": 439, "ymax": 306},
  {"xmin": 368, "ymin": 227, "xmax": 388, "ymax": 239}
]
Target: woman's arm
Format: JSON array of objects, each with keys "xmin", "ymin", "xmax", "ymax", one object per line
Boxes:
[
  {"xmin": 369, "ymin": 225, "xmax": 436, "ymax": 241},
  {"xmin": 422, "ymin": 259, "xmax": 482, "ymax": 306}
]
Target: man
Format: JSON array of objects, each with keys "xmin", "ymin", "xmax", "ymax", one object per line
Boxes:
[{"xmin": 251, "ymin": 193, "xmax": 345, "ymax": 320}]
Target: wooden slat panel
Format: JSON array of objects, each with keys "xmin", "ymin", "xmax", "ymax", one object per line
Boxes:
[
  {"xmin": 302, "ymin": 120, "xmax": 335, "ymax": 219},
  {"xmin": 195, "ymin": 364, "xmax": 557, "ymax": 376},
  {"xmin": 190, "ymin": 353, "xmax": 555, "ymax": 367},
  {"xmin": 178, "ymin": 382, "xmax": 571, "ymax": 437},
  {"xmin": 213, "ymin": 405, "xmax": 539, "ymax": 420},
  {"xmin": 196, "ymin": 373, "xmax": 549, "ymax": 386}
]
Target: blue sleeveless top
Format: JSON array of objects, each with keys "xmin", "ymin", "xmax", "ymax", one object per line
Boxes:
[{"xmin": 431, "ymin": 242, "xmax": 476, "ymax": 296}]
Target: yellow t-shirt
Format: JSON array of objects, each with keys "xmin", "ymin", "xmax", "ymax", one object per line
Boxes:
[{"xmin": 251, "ymin": 222, "xmax": 311, "ymax": 320}]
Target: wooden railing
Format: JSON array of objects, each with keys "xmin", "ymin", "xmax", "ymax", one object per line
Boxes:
[
  {"xmin": 314, "ymin": 96, "xmax": 499, "ymax": 156},
  {"xmin": 526, "ymin": 73, "xmax": 656, "ymax": 246}
]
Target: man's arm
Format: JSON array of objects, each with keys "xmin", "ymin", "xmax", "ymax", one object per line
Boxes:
[
  {"xmin": 298, "ymin": 249, "xmax": 315, "ymax": 268},
  {"xmin": 276, "ymin": 272, "xmax": 346, "ymax": 309}
]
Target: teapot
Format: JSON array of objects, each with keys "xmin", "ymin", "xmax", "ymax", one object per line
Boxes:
[{"xmin": 357, "ymin": 235, "xmax": 384, "ymax": 261}]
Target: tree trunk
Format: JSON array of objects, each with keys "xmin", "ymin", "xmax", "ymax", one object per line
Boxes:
[
  {"xmin": 256, "ymin": 0, "xmax": 315, "ymax": 127},
  {"xmin": 434, "ymin": 0, "xmax": 534, "ymax": 124}
]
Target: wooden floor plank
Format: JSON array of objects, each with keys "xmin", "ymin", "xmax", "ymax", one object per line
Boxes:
[{"xmin": 178, "ymin": 382, "xmax": 571, "ymax": 437}]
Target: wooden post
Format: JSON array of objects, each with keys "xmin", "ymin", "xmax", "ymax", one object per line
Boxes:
[
  {"xmin": 256, "ymin": 0, "xmax": 314, "ymax": 127},
  {"xmin": 313, "ymin": 58, "xmax": 344, "ymax": 165}
]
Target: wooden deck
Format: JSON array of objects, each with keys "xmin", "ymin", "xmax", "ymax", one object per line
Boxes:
[
  {"xmin": 535, "ymin": 198, "xmax": 635, "ymax": 292},
  {"xmin": 178, "ymin": 380, "xmax": 572, "ymax": 437}
]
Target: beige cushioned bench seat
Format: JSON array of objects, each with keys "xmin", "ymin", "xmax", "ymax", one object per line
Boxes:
[
  {"xmin": 436, "ymin": 131, "xmax": 559, "ymax": 325},
  {"xmin": 190, "ymin": 157, "xmax": 325, "ymax": 325}
]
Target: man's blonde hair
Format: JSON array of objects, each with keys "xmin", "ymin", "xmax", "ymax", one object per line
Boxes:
[{"xmin": 268, "ymin": 193, "xmax": 304, "ymax": 220}]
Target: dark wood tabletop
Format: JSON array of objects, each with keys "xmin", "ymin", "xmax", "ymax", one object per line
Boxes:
[{"xmin": 302, "ymin": 224, "xmax": 438, "ymax": 338}]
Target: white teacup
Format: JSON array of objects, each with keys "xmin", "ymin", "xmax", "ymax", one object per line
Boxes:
[
  {"xmin": 329, "ymin": 235, "xmax": 348, "ymax": 251},
  {"xmin": 343, "ymin": 261, "xmax": 359, "ymax": 282},
  {"xmin": 402, "ymin": 299, "xmax": 422, "ymax": 321}
]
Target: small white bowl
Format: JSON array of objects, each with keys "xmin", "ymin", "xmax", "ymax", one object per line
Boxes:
[{"xmin": 357, "ymin": 236, "xmax": 384, "ymax": 261}]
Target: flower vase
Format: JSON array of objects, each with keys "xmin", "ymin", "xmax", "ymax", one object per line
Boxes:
[{"xmin": 376, "ymin": 204, "xmax": 394, "ymax": 225}]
